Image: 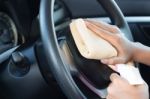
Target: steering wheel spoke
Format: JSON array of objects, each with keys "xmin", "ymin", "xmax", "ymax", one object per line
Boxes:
[{"xmin": 59, "ymin": 39, "xmax": 79, "ymax": 76}]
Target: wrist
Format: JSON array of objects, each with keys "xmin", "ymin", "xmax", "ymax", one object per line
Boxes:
[{"xmin": 131, "ymin": 42, "xmax": 141, "ymax": 62}]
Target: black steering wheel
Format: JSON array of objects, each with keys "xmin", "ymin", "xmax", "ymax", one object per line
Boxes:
[{"xmin": 39, "ymin": 0, "xmax": 133, "ymax": 99}]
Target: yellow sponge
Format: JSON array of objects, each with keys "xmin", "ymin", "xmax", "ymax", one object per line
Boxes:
[{"xmin": 70, "ymin": 19, "xmax": 117, "ymax": 60}]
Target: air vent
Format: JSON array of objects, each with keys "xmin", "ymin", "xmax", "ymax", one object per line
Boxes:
[{"xmin": 139, "ymin": 24, "xmax": 150, "ymax": 40}]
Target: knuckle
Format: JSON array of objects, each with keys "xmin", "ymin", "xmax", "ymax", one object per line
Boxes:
[
  {"xmin": 112, "ymin": 25, "xmax": 117, "ymax": 29},
  {"xmin": 112, "ymin": 25, "xmax": 120, "ymax": 32},
  {"xmin": 114, "ymin": 35, "xmax": 122, "ymax": 43}
]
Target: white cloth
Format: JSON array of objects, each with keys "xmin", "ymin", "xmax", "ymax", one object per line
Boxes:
[{"xmin": 116, "ymin": 64, "xmax": 144, "ymax": 85}]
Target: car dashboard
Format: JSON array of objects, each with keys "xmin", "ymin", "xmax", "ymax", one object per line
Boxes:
[{"xmin": 0, "ymin": 0, "xmax": 150, "ymax": 99}]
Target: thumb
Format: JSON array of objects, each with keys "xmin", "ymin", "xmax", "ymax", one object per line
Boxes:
[
  {"xmin": 101, "ymin": 57, "xmax": 126, "ymax": 65},
  {"xmin": 110, "ymin": 73, "xmax": 130, "ymax": 85},
  {"xmin": 110, "ymin": 73, "xmax": 120, "ymax": 82}
]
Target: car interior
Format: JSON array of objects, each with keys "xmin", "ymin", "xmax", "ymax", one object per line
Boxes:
[{"xmin": 0, "ymin": 0, "xmax": 150, "ymax": 99}]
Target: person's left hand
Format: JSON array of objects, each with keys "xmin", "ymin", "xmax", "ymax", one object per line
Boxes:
[{"xmin": 107, "ymin": 73, "xmax": 149, "ymax": 99}]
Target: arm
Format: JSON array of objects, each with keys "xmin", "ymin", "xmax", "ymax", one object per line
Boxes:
[
  {"xmin": 85, "ymin": 20, "xmax": 149, "ymax": 99},
  {"xmin": 86, "ymin": 20, "xmax": 150, "ymax": 66},
  {"xmin": 132, "ymin": 42, "xmax": 150, "ymax": 66}
]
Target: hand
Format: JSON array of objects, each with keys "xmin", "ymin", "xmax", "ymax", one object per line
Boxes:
[
  {"xmin": 85, "ymin": 20, "xmax": 136, "ymax": 65},
  {"xmin": 107, "ymin": 73, "xmax": 149, "ymax": 99}
]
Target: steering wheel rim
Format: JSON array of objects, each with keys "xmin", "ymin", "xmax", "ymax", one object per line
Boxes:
[
  {"xmin": 39, "ymin": 0, "xmax": 133, "ymax": 99},
  {"xmin": 97, "ymin": 0, "xmax": 133, "ymax": 41}
]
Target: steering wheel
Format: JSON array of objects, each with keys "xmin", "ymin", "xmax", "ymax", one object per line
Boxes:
[{"xmin": 39, "ymin": 0, "xmax": 133, "ymax": 99}]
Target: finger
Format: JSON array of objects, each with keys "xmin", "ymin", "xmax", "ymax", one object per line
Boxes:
[
  {"xmin": 86, "ymin": 20, "xmax": 114, "ymax": 31},
  {"xmin": 101, "ymin": 57, "xmax": 126, "ymax": 65},
  {"xmin": 110, "ymin": 73, "xmax": 130, "ymax": 85},
  {"xmin": 85, "ymin": 20, "xmax": 120, "ymax": 33},
  {"xmin": 108, "ymin": 65, "xmax": 118, "ymax": 71},
  {"xmin": 110, "ymin": 73, "xmax": 120, "ymax": 82},
  {"xmin": 86, "ymin": 22, "xmax": 116, "ymax": 43},
  {"xmin": 86, "ymin": 21, "xmax": 121, "ymax": 49}
]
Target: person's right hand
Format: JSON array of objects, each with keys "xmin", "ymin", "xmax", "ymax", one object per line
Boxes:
[{"xmin": 85, "ymin": 20, "xmax": 136, "ymax": 65}]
